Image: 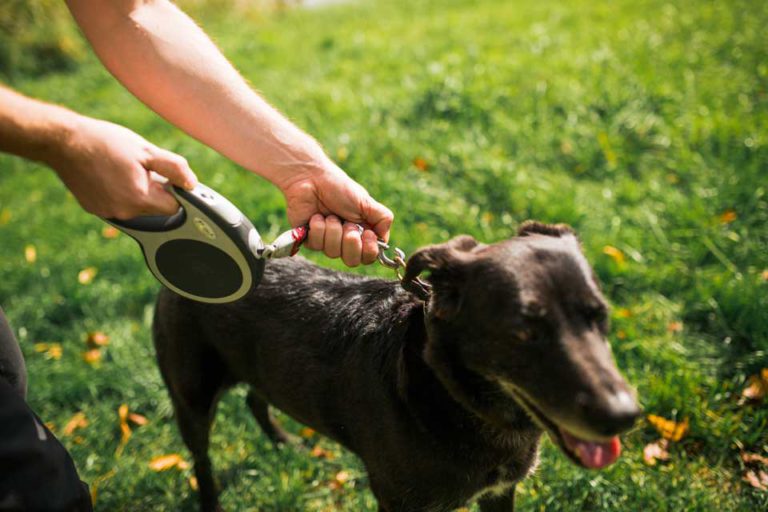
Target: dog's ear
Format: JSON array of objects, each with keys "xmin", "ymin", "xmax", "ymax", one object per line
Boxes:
[
  {"xmin": 403, "ymin": 235, "xmax": 478, "ymax": 319},
  {"xmin": 517, "ymin": 220, "xmax": 575, "ymax": 238}
]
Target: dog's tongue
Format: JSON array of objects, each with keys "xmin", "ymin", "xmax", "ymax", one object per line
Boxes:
[{"xmin": 560, "ymin": 429, "xmax": 621, "ymax": 469}]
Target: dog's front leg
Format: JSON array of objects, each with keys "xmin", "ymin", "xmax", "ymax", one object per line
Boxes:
[{"xmin": 477, "ymin": 485, "xmax": 515, "ymax": 512}]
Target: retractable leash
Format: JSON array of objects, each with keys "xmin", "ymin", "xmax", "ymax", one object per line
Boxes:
[{"xmin": 109, "ymin": 182, "xmax": 429, "ymax": 303}]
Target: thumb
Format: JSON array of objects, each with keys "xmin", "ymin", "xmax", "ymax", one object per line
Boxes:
[
  {"xmin": 363, "ymin": 198, "xmax": 394, "ymax": 243},
  {"xmin": 143, "ymin": 179, "xmax": 181, "ymax": 216},
  {"xmin": 144, "ymin": 146, "xmax": 198, "ymax": 190}
]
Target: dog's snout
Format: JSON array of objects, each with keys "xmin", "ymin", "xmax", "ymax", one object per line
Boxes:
[{"xmin": 581, "ymin": 390, "xmax": 642, "ymax": 436}]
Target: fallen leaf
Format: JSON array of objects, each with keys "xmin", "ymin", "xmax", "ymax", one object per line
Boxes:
[
  {"xmin": 78, "ymin": 267, "xmax": 97, "ymax": 285},
  {"xmin": 413, "ymin": 157, "xmax": 429, "ymax": 172},
  {"xmin": 149, "ymin": 453, "xmax": 189, "ymax": 471},
  {"xmin": 86, "ymin": 331, "xmax": 109, "ymax": 348},
  {"xmin": 761, "ymin": 270, "xmax": 768, "ymax": 281},
  {"xmin": 741, "ymin": 451, "xmax": 768, "ymax": 467},
  {"xmin": 82, "ymin": 348, "xmax": 102, "ymax": 365},
  {"xmin": 311, "ymin": 445, "xmax": 331, "ymax": 459},
  {"xmin": 63, "ymin": 412, "xmax": 88, "ymax": 436},
  {"xmin": 45, "ymin": 422, "xmax": 56, "ymax": 433},
  {"xmin": 616, "ymin": 330, "xmax": 627, "ymax": 340},
  {"xmin": 335, "ymin": 470, "xmax": 351, "ymax": 485},
  {"xmin": 0, "ymin": 208, "xmax": 10, "ymax": 225},
  {"xmin": 616, "ymin": 308, "xmax": 632, "ymax": 319},
  {"xmin": 34, "ymin": 342, "xmax": 63, "ymax": 360},
  {"xmin": 742, "ymin": 369, "xmax": 768, "ymax": 401},
  {"xmin": 647, "ymin": 414, "xmax": 689, "ymax": 442},
  {"xmin": 743, "ymin": 469, "xmax": 768, "ymax": 491},
  {"xmin": 300, "ymin": 427, "xmax": 316, "ymax": 439},
  {"xmin": 719, "ymin": 209, "xmax": 737, "ymax": 224},
  {"xmin": 602, "ymin": 245, "xmax": 625, "ymax": 265},
  {"xmin": 129, "ymin": 412, "xmax": 149, "ymax": 426},
  {"xmin": 24, "ymin": 245, "xmax": 37, "ymax": 264},
  {"xmin": 101, "ymin": 226, "xmax": 120, "ymax": 239},
  {"xmin": 643, "ymin": 439, "xmax": 670, "ymax": 465},
  {"xmin": 667, "ymin": 321, "xmax": 684, "ymax": 333},
  {"xmin": 189, "ymin": 476, "xmax": 199, "ymax": 491}
]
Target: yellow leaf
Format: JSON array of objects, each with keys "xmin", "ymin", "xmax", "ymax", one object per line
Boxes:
[
  {"xmin": 78, "ymin": 267, "xmax": 97, "ymax": 285},
  {"xmin": 602, "ymin": 245, "xmax": 625, "ymax": 265},
  {"xmin": 761, "ymin": 270, "xmax": 768, "ymax": 282},
  {"xmin": 667, "ymin": 321, "xmax": 683, "ymax": 333},
  {"xmin": 129, "ymin": 412, "xmax": 149, "ymax": 426},
  {"xmin": 82, "ymin": 348, "xmax": 102, "ymax": 365},
  {"xmin": 149, "ymin": 453, "xmax": 189, "ymax": 471},
  {"xmin": 0, "ymin": 208, "xmax": 10, "ymax": 225},
  {"xmin": 101, "ymin": 226, "xmax": 120, "ymax": 239},
  {"xmin": 742, "ymin": 369, "xmax": 768, "ymax": 401},
  {"xmin": 300, "ymin": 427, "xmax": 316, "ymax": 439},
  {"xmin": 86, "ymin": 331, "xmax": 109, "ymax": 348},
  {"xmin": 412, "ymin": 157, "xmax": 429, "ymax": 172},
  {"xmin": 334, "ymin": 470, "xmax": 350, "ymax": 484},
  {"xmin": 616, "ymin": 330, "xmax": 627, "ymax": 340},
  {"xmin": 63, "ymin": 412, "xmax": 88, "ymax": 436},
  {"xmin": 647, "ymin": 414, "xmax": 689, "ymax": 442},
  {"xmin": 616, "ymin": 308, "xmax": 632, "ymax": 318},
  {"xmin": 35, "ymin": 342, "xmax": 63, "ymax": 360},
  {"xmin": 189, "ymin": 476, "xmax": 199, "ymax": 491},
  {"xmin": 643, "ymin": 439, "xmax": 670, "ymax": 466},
  {"xmin": 24, "ymin": 245, "xmax": 37, "ymax": 264},
  {"xmin": 719, "ymin": 209, "xmax": 737, "ymax": 224},
  {"xmin": 336, "ymin": 146, "xmax": 349, "ymax": 162},
  {"xmin": 118, "ymin": 404, "xmax": 129, "ymax": 422}
]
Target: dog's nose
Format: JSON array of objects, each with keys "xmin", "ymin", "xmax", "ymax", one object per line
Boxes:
[{"xmin": 583, "ymin": 390, "xmax": 642, "ymax": 436}]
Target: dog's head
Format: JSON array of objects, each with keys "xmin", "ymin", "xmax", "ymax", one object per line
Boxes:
[{"xmin": 404, "ymin": 221, "xmax": 640, "ymax": 469}]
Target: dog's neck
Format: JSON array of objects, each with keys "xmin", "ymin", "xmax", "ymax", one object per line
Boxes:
[{"xmin": 393, "ymin": 300, "xmax": 540, "ymax": 450}]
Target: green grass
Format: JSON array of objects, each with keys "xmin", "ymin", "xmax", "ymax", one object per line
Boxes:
[{"xmin": 1, "ymin": 0, "xmax": 767, "ymax": 510}]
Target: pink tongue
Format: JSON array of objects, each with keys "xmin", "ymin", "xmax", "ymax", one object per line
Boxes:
[{"xmin": 560, "ymin": 430, "xmax": 621, "ymax": 469}]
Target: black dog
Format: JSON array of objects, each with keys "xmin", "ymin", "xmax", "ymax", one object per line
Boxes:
[{"xmin": 152, "ymin": 221, "xmax": 641, "ymax": 512}]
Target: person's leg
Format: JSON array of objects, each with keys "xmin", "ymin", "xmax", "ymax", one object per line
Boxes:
[{"xmin": 0, "ymin": 308, "xmax": 92, "ymax": 511}]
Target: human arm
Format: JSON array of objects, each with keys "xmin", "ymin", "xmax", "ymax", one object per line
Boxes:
[
  {"xmin": 65, "ymin": 0, "xmax": 392, "ymax": 266},
  {"xmin": 0, "ymin": 84, "xmax": 196, "ymax": 218}
]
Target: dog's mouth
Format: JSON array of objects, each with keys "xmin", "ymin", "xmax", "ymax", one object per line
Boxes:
[{"xmin": 501, "ymin": 383, "xmax": 621, "ymax": 469}]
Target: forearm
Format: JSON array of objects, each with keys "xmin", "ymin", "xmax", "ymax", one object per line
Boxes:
[
  {"xmin": 65, "ymin": 0, "xmax": 332, "ymax": 190},
  {"xmin": 0, "ymin": 86, "xmax": 77, "ymax": 166}
]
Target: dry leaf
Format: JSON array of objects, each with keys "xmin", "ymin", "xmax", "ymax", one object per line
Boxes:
[
  {"xmin": 413, "ymin": 157, "xmax": 429, "ymax": 172},
  {"xmin": 647, "ymin": 414, "xmax": 689, "ymax": 442},
  {"xmin": 0, "ymin": 208, "xmax": 10, "ymax": 226},
  {"xmin": 741, "ymin": 451, "xmax": 768, "ymax": 467},
  {"xmin": 643, "ymin": 439, "xmax": 670, "ymax": 465},
  {"xmin": 102, "ymin": 226, "xmax": 120, "ymax": 239},
  {"xmin": 311, "ymin": 445, "xmax": 331, "ymax": 459},
  {"xmin": 149, "ymin": 453, "xmax": 189, "ymax": 471},
  {"xmin": 129, "ymin": 412, "xmax": 149, "ymax": 426},
  {"xmin": 86, "ymin": 331, "xmax": 110, "ymax": 348},
  {"xmin": 334, "ymin": 470, "xmax": 350, "ymax": 485},
  {"xmin": 743, "ymin": 469, "xmax": 768, "ymax": 491},
  {"xmin": 616, "ymin": 308, "xmax": 632, "ymax": 318},
  {"xmin": 24, "ymin": 245, "xmax": 37, "ymax": 264},
  {"xmin": 719, "ymin": 209, "xmax": 737, "ymax": 224},
  {"xmin": 616, "ymin": 330, "xmax": 627, "ymax": 340},
  {"xmin": 189, "ymin": 476, "xmax": 199, "ymax": 491},
  {"xmin": 300, "ymin": 427, "xmax": 316, "ymax": 439},
  {"xmin": 63, "ymin": 412, "xmax": 88, "ymax": 436},
  {"xmin": 602, "ymin": 245, "xmax": 625, "ymax": 265},
  {"xmin": 742, "ymin": 369, "xmax": 768, "ymax": 401},
  {"xmin": 667, "ymin": 321, "xmax": 683, "ymax": 333},
  {"xmin": 35, "ymin": 342, "xmax": 63, "ymax": 360},
  {"xmin": 761, "ymin": 270, "xmax": 768, "ymax": 281},
  {"xmin": 82, "ymin": 348, "xmax": 102, "ymax": 365},
  {"xmin": 78, "ymin": 267, "xmax": 97, "ymax": 285}
]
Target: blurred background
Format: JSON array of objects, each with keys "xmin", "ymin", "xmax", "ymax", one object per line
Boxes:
[{"xmin": 0, "ymin": 0, "xmax": 766, "ymax": 510}]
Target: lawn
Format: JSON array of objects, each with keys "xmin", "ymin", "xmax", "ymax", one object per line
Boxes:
[{"xmin": 1, "ymin": 0, "xmax": 767, "ymax": 510}]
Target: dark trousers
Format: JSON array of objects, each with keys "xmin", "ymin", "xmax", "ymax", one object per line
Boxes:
[{"xmin": 0, "ymin": 309, "xmax": 92, "ymax": 511}]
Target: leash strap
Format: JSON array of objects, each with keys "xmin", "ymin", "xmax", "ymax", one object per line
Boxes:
[{"xmin": 258, "ymin": 225, "xmax": 431, "ymax": 300}]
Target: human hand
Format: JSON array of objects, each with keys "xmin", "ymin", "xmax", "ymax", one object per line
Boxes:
[
  {"xmin": 50, "ymin": 116, "xmax": 197, "ymax": 219},
  {"xmin": 279, "ymin": 164, "xmax": 393, "ymax": 267}
]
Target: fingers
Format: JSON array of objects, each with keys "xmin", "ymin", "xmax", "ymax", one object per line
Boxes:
[
  {"xmin": 302, "ymin": 214, "xmax": 379, "ymax": 267},
  {"xmin": 145, "ymin": 147, "xmax": 198, "ymax": 190},
  {"xmin": 341, "ymin": 222, "xmax": 363, "ymax": 267},
  {"xmin": 323, "ymin": 216, "xmax": 343, "ymax": 259},
  {"xmin": 144, "ymin": 180, "xmax": 181, "ymax": 216}
]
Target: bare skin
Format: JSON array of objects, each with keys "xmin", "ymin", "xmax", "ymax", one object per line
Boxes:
[{"xmin": 0, "ymin": 0, "xmax": 391, "ymax": 267}]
